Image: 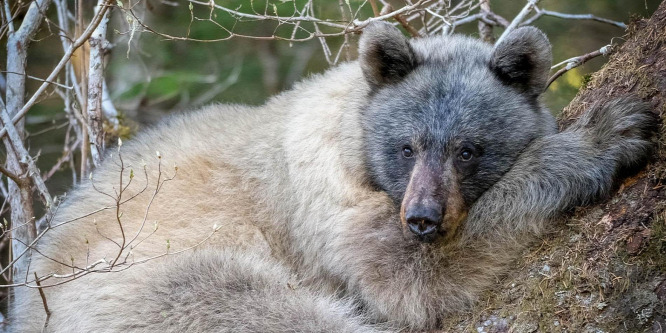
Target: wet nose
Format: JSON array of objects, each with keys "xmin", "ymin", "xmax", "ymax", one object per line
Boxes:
[{"xmin": 405, "ymin": 205, "xmax": 442, "ymax": 238}]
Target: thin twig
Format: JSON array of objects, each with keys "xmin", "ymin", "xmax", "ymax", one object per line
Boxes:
[
  {"xmin": 369, "ymin": 0, "xmax": 380, "ymax": 16},
  {"xmin": 522, "ymin": 8, "xmax": 627, "ymax": 29},
  {"xmin": 495, "ymin": 0, "xmax": 539, "ymax": 45},
  {"xmin": 188, "ymin": 0, "xmax": 348, "ymax": 29},
  {"xmin": 2, "ymin": 0, "xmax": 15, "ymax": 34},
  {"xmin": 33, "ymin": 272, "xmax": 50, "ymax": 318},
  {"xmin": 0, "ymin": 99, "xmax": 53, "ymax": 209},
  {"xmin": 0, "ymin": 0, "xmax": 112, "ymax": 140},
  {"xmin": 42, "ymin": 138, "xmax": 80, "ymax": 181},
  {"xmin": 381, "ymin": 4, "xmax": 422, "ymax": 38},
  {"xmin": 485, "ymin": 11, "xmax": 509, "ymax": 28},
  {"xmin": 477, "ymin": 0, "xmax": 493, "ymax": 43},
  {"xmin": 0, "ymin": 163, "xmax": 23, "ymax": 186},
  {"xmin": 352, "ymin": 0, "xmax": 427, "ymax": 30},
  {"xmin": 0, "ymin": 71, "xmax": 72, "ymax": 90},
  {"xmin": 546, "ymin": 45, "xmax": 612, "ymax": 88},
  {"xmin": 109, "ymin": 149, "xmax": 127, "ymax": 269},
  {"xmin": 395, "ymin": 13, "xmax": 422, "ymax": 37},
  {"xmin": 338, "ymin": 0, "xmax": 352, "ymax": 60}
]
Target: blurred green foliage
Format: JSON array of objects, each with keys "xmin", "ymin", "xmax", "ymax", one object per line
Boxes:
[{"xmin": 101, "ymin": 0, "xmax": 661, "ymax": 121}]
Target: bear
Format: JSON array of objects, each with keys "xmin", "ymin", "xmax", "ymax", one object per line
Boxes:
[{"xmin": 11, "ymin": 22, "xmax": 656, "ymax": 332}]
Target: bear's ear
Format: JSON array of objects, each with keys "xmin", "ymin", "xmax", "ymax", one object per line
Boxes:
[
  {"xmin": 359, "ymin": 22, "xmax": 417, "ymax": 90},
  {"xmin": 490, "ymin": 27, "xmax": 552, "ymax": 98}
]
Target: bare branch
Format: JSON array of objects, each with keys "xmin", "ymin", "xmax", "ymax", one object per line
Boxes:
[
  {"xmin": 495, "ymin": 0, "xmax": 539, "ymax": 45},
  {"xmin": 33, "ymin": 272, "xmax": 50, "ymax": 320},
  {"xmin": 484, "ymin": 11, "xmax": 510, "ymax": 28},
  {"xmin": 188, "ymin": 0, "xmax": 348, "ymax": 30},
  {"xmin": 381, "ymin": 4, "xmax": 422, "ymax": 38},
  {"xmin": 4, "ymin": 0, "xmax": 54, "ymax": 284},
  {"xmin": 369, "ymin": 0, "xmax": 380, "ymax": 17},
  {"xmin": 523, "ymin": 8, "xmax": 627, "ymax": 29},
  {"xmin": 42, "ymin": 137, "xmax": 80, "ymax": 182},
  {"xmin": 0, "ymin": 163, "xmax": 23, "ymax": 186},
  {"xmin": 0, "ymin": 99, "xmax": 53, "ymax": 209},
  {"xmin": 395, "ymin": 12, "xmax": 422, "ymax": 38},
  {"xmin": 0, "ymin": 175, "xmax": 8, "ymax": 198},
  {"xmin": 86, "ymin": 4, "xmax": 112, "ymax": 167},
  {"xmin": 478, "ymin": 0, "xmax": 494, "ymax": 43},
  {"xmin": 338, "ymin": 0, "xmax": 352, "ymax": 61},
  {"xmin": 0, "ymin": 71, "xmax": 72, "ymax": 90},
  {"xmin": 2, "ymin": 0, "xmax": 15, "ymax": 34},
  {"xmin": 0, "ymin": 0, "xmax": 113, "ymax": 140},
  {"xmin": 352, "ymin": 0, "xmax": 428, "ymax": 30},
  {"xmin": 547, "ymin": 44, "xmax": 612, "ymax": 88},
  {"xmin": 13, "ymin": 0, "xmax": 52, "ymax": 42},
  {"xmin": 439, "ymin": 13, "xmax": 483, "ymax": 34}
]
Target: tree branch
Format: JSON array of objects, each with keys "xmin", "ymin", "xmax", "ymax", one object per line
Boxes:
[
  {"xmin": 0, "ymin": 99, "xmax": 53, "ymax": 210},
  {"xmin": 522, "ymin": 7, "xmax": 627, "ymax": 29},
  {"xmin": 187, "ymin": 0, "xmax": 348, "ymax": 30},
  {"xmin": 0, "ymin": 0, "xmax": 113, "ymax": 140},
  {"xmin": 4, "ymin": 0, "xmax": 53, "ymax": 285},
  {"xmin": 33, "ymin": 272, "xmax": 51, "ymax": 322},
  {"xmin": 86, "ymin": 4, "xmax": 112, "ymax": 167},
  {"xmin": 2, "ymin": 0, "xmax": 15, "ymax": 34},
  {"xmin": 0, "ymin": 163, "xmax": 23, "ymax": 186},
  {"xmin": 484, "ymin": 11, "xmax": 510, "ymax": 28},
  {"xmin": 547, "ymin": 44, "xmax": 612, "ymax": 88},
  {"xmin": 478, "ymin": 0, "xmax": 494, "ymax": 43},
  {"xmin": 382, "ymin": 4, "xmax": 422, "ymax": 38},
  {"xmin": 495, "ymin": 0, "xmax": 539, "ymax": 45}
]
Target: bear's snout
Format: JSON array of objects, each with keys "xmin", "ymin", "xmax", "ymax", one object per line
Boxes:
[
  {"xmin": 400, "ymin": 158, "xmax": 447, "ymax": 243},
  {"xmin": 405, "ymin": 204, "xmax": 443, "ymax": 242},
  {"xmin": 400, "ymin": 157, "xmax": 468, "ymax": 243}
]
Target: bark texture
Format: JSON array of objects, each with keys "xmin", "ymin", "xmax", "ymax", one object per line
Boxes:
[{"xmin": 442, "ymin": 2, "xmax": 666, "ymax": 332}]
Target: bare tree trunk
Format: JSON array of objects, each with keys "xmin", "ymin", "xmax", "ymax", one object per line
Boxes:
[
  {"xmin": 478, "ymin": 0, "xmax": 494, "ymax": 43},
  {"xmin": 86, "ymin": 5, "xmax": 112, "ymax": 167},
  {"xmin": 3, "ymin": 0, "xmax": 53, "ymax": 285}
]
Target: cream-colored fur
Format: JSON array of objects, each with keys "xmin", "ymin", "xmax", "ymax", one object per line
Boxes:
[{"xmin": 12, "ymin": 63, "xmax": 388, "ymax": 331}]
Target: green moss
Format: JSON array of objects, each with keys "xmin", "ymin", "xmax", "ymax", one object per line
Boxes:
[
  {"xmin": 640, "ymin": 211, "xmax": 666, "ymax": 271},
  {"xmin": 580, "ymin": 74, "xmax": 593, "ymax": 90}
]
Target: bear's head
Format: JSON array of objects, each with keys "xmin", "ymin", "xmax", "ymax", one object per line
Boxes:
[{"xmin": 360, "ymin": 22, "xmax": 557, "ymax": 243}]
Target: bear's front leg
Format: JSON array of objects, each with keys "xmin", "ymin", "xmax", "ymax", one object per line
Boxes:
[{"xmin": 465, "ymin": 96, "xmax": 657, "ymax": 237}]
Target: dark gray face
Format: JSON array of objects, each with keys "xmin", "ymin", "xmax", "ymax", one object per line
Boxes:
[{"xmin": 359, "ymin": 22, "xmax": 556, "ymax": 243}]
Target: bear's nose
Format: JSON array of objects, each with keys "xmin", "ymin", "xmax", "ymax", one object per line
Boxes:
[{"xmin": 405, "ymin": 206, "xmax": 442, "ymax": 240}]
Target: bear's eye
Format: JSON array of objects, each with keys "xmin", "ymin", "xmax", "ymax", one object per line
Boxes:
[
  {"xmin": 460, "ymin": 149, "xmax": 473, "ymax": 161},
  {"xmin": 402, "ymin": 145, "xmax": 414, "ymax": 158}
]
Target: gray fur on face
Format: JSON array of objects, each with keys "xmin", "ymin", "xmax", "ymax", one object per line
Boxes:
[{"xmin": 360, "ymin": 22, "xmax": 556, "ymax": 205}]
